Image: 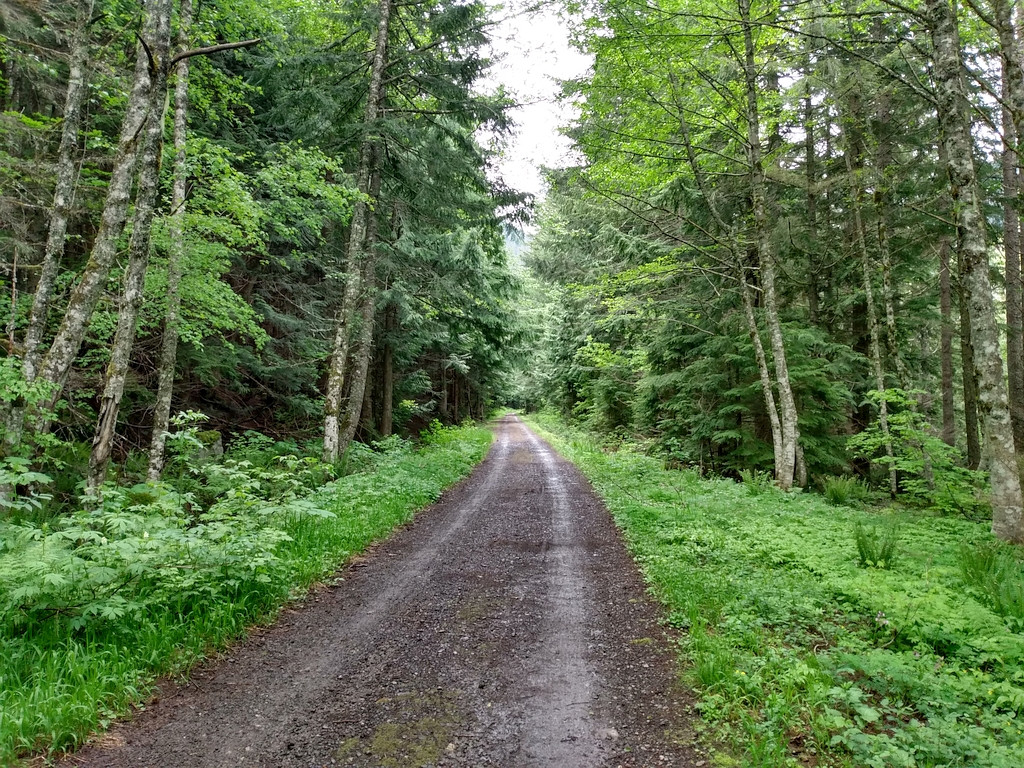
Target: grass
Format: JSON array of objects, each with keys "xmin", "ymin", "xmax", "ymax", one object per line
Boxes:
[
  {"xmin": 0, "ymin": 425, "xmax": 491, "ymax": 764},
  {"xmin": 525, "ymin": 412, "xmax": 1024, "ymax": 768}
]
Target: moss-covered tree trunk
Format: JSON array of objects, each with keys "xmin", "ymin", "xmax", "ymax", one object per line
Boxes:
[
  {"xmin": 35, "ymin": 0, "xmax": 166, "ymax": 411},
  {"xmin": 740, "ymin": 278, "xmax": 784, "ymax": 471},
  {"xmin": 146, "ymin": 0, "xmax": 193, "ymax": 483},
  {"xmin": 843, "ymin": 121, "xmax": 898, "ymax": 497},
  {"xmin": 339, "ymin": 240, "xmax": 379, "ymax": 455},
  {"xmin": 147, "ymin": 0, "xmax": 193, "ymax": 482},
  {"xmin": 740, "ymin": 0, "xmax": 799, "ymax": 490},
  {"xmin": 994, "ymin": 0, "xmax": 1024, "ymax": 452},
  {"xmin": 323, "ymin": 0, "xmax": 391, "ymax": 463},
  {"xmin": 928, "ymin": 0, "xmax": 1024, "ymax": 541},
  {"xmin": 20, "ymin": 0, "xmax": 95, "ymax": 383},
  {"xmin": 3, "ymin": 0, "xmax": 95, "ymax": 452},
  {"xmin": 88, "ymin": 0, "xmax": 174, "ymax": 490},
  {"xmin": 939, "ymin": 237, "xmax": 956, "ymax": 446},
  {"xmin": 381, "ymin": 304, "xmax": 395, "ymax": 437}
]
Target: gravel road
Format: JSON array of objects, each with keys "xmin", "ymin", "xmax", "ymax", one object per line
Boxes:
[{"xmin": 61, "ymin": 415, "xmax": 703, "ymax": 767}]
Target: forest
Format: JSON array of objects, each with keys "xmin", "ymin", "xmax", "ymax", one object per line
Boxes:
[
  {"xmin": 519, "ymin": 0, "xmax": 1024, "ymax": 544},
  {"xmin": 1, "ymin": 0, "xmax": 524, "ymax": 493},
  {"xmin": 6, "ymin": 0, "xmax": 1024, "ymax": 764}
]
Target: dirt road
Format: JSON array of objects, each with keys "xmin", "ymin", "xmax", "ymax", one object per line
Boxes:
[{"xmin": 62, "ymin": 415, "xmax": 701, "ymax": 767}]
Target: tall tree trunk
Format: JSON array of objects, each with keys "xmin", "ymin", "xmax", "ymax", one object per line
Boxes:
[
  {"xmin": 869, "ymin": 22, "xmax": 908, "ymax": 389},
  {"xmin": 35, "ymin": 0, "xmax": 166, "ymax": 411},
  {"xmin": 675, "ymin": 63, "xmax": 788, "ymax": 481},
  {"xmin": 940, "ymin": 237, "xmax": 956, "ymax": 445},
  {"xmin": 381, "ymin": 304, "xmax": 395, "ymax": 437},
  {"xmin": 21, "ymin": 0, "xmax": 95, "ymax": 382},
  {"xmin": 2, "ymin": 0, "xmax": 95, "ymax": 453},
  {"xmin": 960, "ymin": 255, "xmax": 982, "ymax": 469},
  {"xmin": 147, "ymin": 0, "xmax": 192, "ymax": 482},
  {"xmin": 845, "ymin": 141, "xmax": 898, "ymax": 496},
  {"xmin": 804, "ymin": 71, "xmax": 820, "ymax": 325},
  {"xmin": 338, "ymin": 166, "xmax": 382, "ymax": 455},
  {"xmin": 929, "ymin": 0, "xmax": 1024, "ymax": 541},
  {"xmin": 741, "ymin": 278, "xmax": 784, "ymax": 474},
  {"xmin": 323, "ymin": 263, "xmax": 358, "ymax": 462},
  {"xmin": 339, "ymin": 260, "xmax": 378, "ymax": 453},
  {"xmin": 994, "ymin": 0, "xmax": 1024, "ymax": 451},
  {"xmin": 740, "ymin": 0, "xmax": 799, "ymax": 489},
  {"xmin": 88, "ymin": 0, "xmax": 174, "ymax": 489},
  {"xmin": 323, "ymin": 0, "xmax": 391, "ymax": 463},
  {"xmin": 359, "ymin": 357, "xmax": 375, "ymax": 437}
]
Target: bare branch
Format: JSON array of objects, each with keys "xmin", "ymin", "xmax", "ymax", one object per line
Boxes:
[{"xmin": 170, "ymin": 38, "xmax": 261, "ymax": 67}]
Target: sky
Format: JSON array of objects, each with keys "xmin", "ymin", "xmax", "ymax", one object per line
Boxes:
[{"xmin": 480, "ymin": 2, "xmax": 593, "ymax": 200}]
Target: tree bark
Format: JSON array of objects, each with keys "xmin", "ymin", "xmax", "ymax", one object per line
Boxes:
[
  {"xmin": 88, "ymin": 0, "xmax": 174, "ymax": 490},
  {"xmin": 741, "ymin": 278, "xmax": 784, "ymax": 473},
  {"xmin": 381, "ymin": 304, "xmax": 395, "ymax": 437},
  {"xmin": 994, "ymin": 0, "xmax": 1024, "ymax": 451},
  {"xmin": 959, "ymin": 253, "xmax": 983, "ymax": 469},
  {"xmin": 676, "ymin": 78, "xmax": 787, "ymax": 480},
  {"xmin": 939, "ymin": 237, "xmax": 956, "ymax": 445},
  {"xmin": 339, "ymin": 259, "xmax": 378, "ymax": 453},
  {"xmin": 147, "ymin": 0, "xmax": 192, "ymax": 482},
  {"xmin": 359, "ymin": 355, "xmax": 375, "ymax": 438},
  {"xmin": 36, "ymin": 0, "xmax": 166, "ymax": 411},
  {"xmin": 869, "ymin": 26, "xmax": 908, "ymax": 389},
  {"xmin": 804, "ymin": 70, "xmax": 820, "ymax": 325},
  {"xmin": 740, "ymin": 0, "xmax": 799, "ymax": 489},
  {"xmin": 21, "ymin": 0, "xmax": 94, "ymax": 382},
  {"xmin": 2, "ymin": 0, "xmax": 95, "ymax": 453},
  {"xmin": 928, "ymin": 0, "xmax": 1024, "ymax": 541},
  {"xmin": 323, "ymin": 0, "xmax": 391, "ymax": 463},
  {"xmin": 845, "ymin": 138, "xmax": 898, "ymax": 497}
]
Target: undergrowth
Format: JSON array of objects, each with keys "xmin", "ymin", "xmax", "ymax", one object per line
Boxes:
[
  {"xmin": 0, "ymin": 423, "xmax": 491, "ymax": 763},
  {"xmin": 526, "ymin": 412, "xmax": 1024, "ymax": 768}
]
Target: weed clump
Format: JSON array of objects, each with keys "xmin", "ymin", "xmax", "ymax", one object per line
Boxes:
[
  {"xmin": 822, "ymin": 475, "xmax": 868, "ymax": 507},
  {"xmin": 738, "ymin": 468, "xmax": 774, "ymax": 495},
  {"xmin": 853, "ymin": 520, "xmax": 901, "ymax": 569},
  {"xmin": 959, "ymin": 540, "xmax": 1024, "ymax": 620}
]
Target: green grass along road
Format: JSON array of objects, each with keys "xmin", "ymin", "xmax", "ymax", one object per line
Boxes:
[
  {"xmin": 526, "ymin": 413, "xmax": 1024, "ymax": 768},
  {"xmin": 0, "ymin": 425, "xmax": 492, "ymax": 763}
]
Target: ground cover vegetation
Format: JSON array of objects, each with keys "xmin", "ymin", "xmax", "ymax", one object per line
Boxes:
[
  {"xmin": 528, "ymin": 413, "xmax": 1024, "ymax": 767},
  {"xmin": 0, "ymin": 421, "xmax": 491, "ymax": 761}
]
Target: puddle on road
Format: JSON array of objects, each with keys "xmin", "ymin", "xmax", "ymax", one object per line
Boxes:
[{"xmin": 510, "ymin": 447, "xmax": 536, "ymax": 464}]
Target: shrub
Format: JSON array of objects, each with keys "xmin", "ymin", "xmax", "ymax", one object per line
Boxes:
[
  {"xmin": 848, "ymin": 389, "xmax": 988, "ymax": 517},
  {"xmin": 853, "ymin": 520, "xmax": 901, "ymax": 569},
  {"xmin": 959, "ymin": 540, "xmax": 1024, "ymax": 620},
  {"xmin": 821, "ymin": 475, "xmax": 868, "ymax": 507},
  {"xmin": 738, "ymin": 468, "xmax": 774, "ymax": 495}
]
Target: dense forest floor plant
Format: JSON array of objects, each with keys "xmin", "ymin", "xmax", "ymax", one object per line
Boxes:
[
  {"xmin": 0, "ymin": 421, "xmax": 491, "ymax": 762},
  {"xmin": 526, "ymin": 412, "xmax": 1024, "ymax": 768}
]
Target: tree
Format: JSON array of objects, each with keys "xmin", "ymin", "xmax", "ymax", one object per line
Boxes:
[{"xmin": 927, "ymin": 0, "xmax": 1024, "ymax": 541}]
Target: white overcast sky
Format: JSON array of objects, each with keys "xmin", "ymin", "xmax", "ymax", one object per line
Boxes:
[{"xmin": 480, "ymin": 1, "xmax": 593, "ymax": 199}]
